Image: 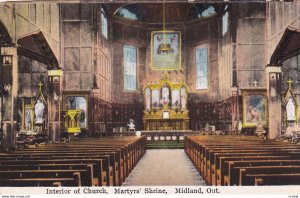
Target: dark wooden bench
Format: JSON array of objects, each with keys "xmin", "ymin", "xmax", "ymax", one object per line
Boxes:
[
  {"xmin": 210, "ymin": 151, "xmax": 300, "ymax": 185},
  {"xmin": 0, "ymin": 136, "xmax": 147, "ymax": 187},
  {"xmin": 185, "ymin": 135, "xmax": 300, "ymax": 186},
  {"xmin": 224, "ymin": 159, "xmax": 300, "ymax": 186},
  {"xmin": 0, "ymin": 153, "xmax": 117, "ymax": 186},
  {"xmin": 236, "ymin": 165, "xmax": 300, "ymax": 185},
  {"xmin": 0, "ymin": 177, "xmax": 79, "ymax": 187},
  {"xmin": 0, "ymin": 170, "xmax": 85, "ymax": 186},
  {"xmin": 244, "ymin": 173, "xmax": 300, "ymax": 185}
]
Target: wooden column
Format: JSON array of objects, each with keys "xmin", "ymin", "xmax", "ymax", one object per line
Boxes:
[
  {"xmin": 231, "ymin": 86, "xmax": 239, "ymax": 134},
  {"xmin": 266, "ymin": 65, "xmax": 282, "ymax": 139},
  {"xmin": 1, "ymin": 45, "xmax": 18, "ymax": 151},
  {"xmin": 48, "ymin": 69, "xmax": 63, "ymax": 142}
]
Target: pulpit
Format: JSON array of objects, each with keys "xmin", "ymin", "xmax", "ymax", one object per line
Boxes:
[
  {"xmin": 61, "ymin": 91, "xmax": 89, "ymax": 136},
  {"xmin": 143, "ymin": 74, "xmax": 189, "ymax": 130},
  {"xmin": 62, "ymin": 109, "xmax": 82, "ymax": 133}
]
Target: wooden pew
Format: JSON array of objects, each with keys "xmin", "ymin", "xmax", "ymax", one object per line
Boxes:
[
  {"xmin": 212, "ymin": 151, "xmax": 300, "ymax": 185},
  {"xmin": 184, "ymin": 135, "xmax": 300, "ymax": 186},
  {"xmin": 0, "ymin": 177, "xmax": 79, "ymax": 187},
  {"xmin": 0, "ymin": 152, "xmax": 118, "ymax": 186},
  {"xmin": 224, "ymin": 159, "xmax": 300, "ymax": 186},
  {"xmin": 0, "ymin": 136, "xmax": 146, "ymax": 187},
  {"xmin": 0, "ymin": 170, "xmax": 84, "ymax": 186},
  {"xmin": 244, "ymin": 173, "xmax": 300, "ymax": 185},
  {"xmin": 237, "ymin": 165, "xmax": 300, "ymax": 185},
  {"xmin": 0, "ymin": 159, "xmax": 105, "ymax": 186}
]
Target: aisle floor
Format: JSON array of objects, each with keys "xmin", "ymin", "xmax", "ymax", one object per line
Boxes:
[{"xmin": 123, "ymin": 149, "xmax": 206, "ymax": 186}]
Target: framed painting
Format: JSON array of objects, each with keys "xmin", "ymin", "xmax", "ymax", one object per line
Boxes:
[
  {"xmin": 242, "ymin": 88, "xmax": 267, "ymax": 128},
  {"xmin": 151, "ymin": 31, "xmax": 181, "ymax": 70}
]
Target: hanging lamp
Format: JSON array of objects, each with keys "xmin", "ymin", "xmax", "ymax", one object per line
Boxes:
[{"xmin": 159, "ymin": 3, "xmax": 172, "ymax": 52}]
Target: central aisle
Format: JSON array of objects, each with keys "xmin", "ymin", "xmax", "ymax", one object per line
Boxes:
[{"xmin": 123, "ymin": 149, "xmax": 206, "ymax": 186}]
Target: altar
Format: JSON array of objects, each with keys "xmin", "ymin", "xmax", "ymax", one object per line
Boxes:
[{"xmin": 143, "ymin": 74, "xmax": 189, "ymax": 130}]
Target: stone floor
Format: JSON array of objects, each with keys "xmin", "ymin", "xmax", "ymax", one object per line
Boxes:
[{"xmin": 123, "ymin": 149, "xmax": 206, "ymax": 186}]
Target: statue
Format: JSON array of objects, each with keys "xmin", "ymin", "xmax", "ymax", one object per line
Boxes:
[
  {"xmin": 25, "ymin": 109, "xmax": 32, "ymax": 130},
  {"xmin": 286, "ymin": 97, "xmax": 296, "ymax": 121},
  {"xmin": 161, "ymin": 85, "xmax": 170, "ymax": 106},
  {"xmin": 160, "ymin": 97, "xmax": 169, "ymax": 106},
  {"xmin": 127, "ymin": 119, "xmax": 135, "ymax": 131},
  {"xmin": 255, "ymin": 121, "xmax": 266, "ymax": 139},
  {"xmin": 35, "ymin": 99, "xmax": 45, "ymax": 124}
]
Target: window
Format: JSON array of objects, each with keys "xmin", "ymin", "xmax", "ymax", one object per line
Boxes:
[
  {"xmin": 115, "ymin": 4, "xmax": 139, "ymax": 21},
  {"xmin": 222, "ymin": 11, "xmax": 229, "ymax": 36},
  {"xmin": 196, "ymin": 48, "xmax": 208, "ymax": 90},
  {"xmin": 124, "ymin": 45, "xmax": 137, "ymax": 91},
  {"xmin": 188, "ymin": 4, "xmax": 217, "ymax": 20},
  {"xmin": 222, "ymin": 5, "xmax": 229, "ymax": 36},
  {"xmin": 101, "ymin": 7, "xmax": 108, "ymax": 39}
]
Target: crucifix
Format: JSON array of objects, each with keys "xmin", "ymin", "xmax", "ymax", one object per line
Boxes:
[
  {"xmin": 38, "ymin": 81, "xmax": 43, "ymax": 93},
  {"xmin": 287, "ymin": 79, "xmax": 293, "ymax": 89}
]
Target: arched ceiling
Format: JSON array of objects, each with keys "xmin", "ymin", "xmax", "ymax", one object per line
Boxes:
[{"xmin": 107, "ymin": 3, "xmax": 219, "ymax": 24}]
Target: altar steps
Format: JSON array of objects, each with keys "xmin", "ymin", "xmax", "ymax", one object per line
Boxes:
[{"xmin": 147, "ymin": 141, "xmax": 184, "ymax": 149}]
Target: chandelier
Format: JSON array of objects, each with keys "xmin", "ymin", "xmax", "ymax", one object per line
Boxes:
[{"xmin": 159, "ymin": 3, "xmax": 172, "ymax": 52}]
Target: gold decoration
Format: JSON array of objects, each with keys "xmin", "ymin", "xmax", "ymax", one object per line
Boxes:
[
  {"xmin": 63, "ymin": 109, "xmax": 82, "ymax": 133},
  {"xmin": 143, "ymin": 74, "xmax": 189, "ymax": 130}
]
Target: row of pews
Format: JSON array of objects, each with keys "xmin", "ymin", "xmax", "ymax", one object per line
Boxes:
[
  {"xmin": 0, "ymin": 136, "xmax": 146, "ymax": 187},
  {"xmin": 185, "ymin": 135, "xmax": 300, "ymax": 186}
]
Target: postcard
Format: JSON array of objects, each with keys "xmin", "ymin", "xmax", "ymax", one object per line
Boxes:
[{"xmin": 0, "ymin": 0, "xmax": 300, "ymax": 197}]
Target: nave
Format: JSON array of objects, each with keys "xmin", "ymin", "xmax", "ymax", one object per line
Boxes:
[
  {"xmin": 0, "ymin": 134, "xmax": 300, "ymax": 186},
  {"xmin": 123, "ymin": 149, "xmax": 205, "ymax": 186}
]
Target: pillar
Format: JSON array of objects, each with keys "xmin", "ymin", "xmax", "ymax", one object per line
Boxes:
[
  {"xmin": 48, "ymin": 69, "xmax": 63, "ymax": 142},
  {"xmin": 1, "ymin": 45, "xmax": 18, "ymax": 151},
  {"xmin": 231, "ymin": 86, "xmax": 239, "ymax": 134},
  {"xmin": 266, "ymin": 65, "xmax": 281, "ymax": 139}
]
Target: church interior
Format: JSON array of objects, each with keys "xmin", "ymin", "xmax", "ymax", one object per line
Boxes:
[{"xmin": 0, "ymin": 0, "xmax": 300, "ymax": 186}]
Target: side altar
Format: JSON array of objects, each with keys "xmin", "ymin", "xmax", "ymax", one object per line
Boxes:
[{"xmin": 143, "ymin": 74, "xmax": 190, "ymax": 130}]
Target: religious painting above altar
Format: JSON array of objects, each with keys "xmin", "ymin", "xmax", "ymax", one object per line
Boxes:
[{"xmin": 151, "ymin": 31, "xmax": 181, "ymax": 70}]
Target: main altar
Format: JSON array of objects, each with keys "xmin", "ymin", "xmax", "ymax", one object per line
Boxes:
[{"xmin": 143, "ymin": 73, "xmax": 190, "ymax": 130}]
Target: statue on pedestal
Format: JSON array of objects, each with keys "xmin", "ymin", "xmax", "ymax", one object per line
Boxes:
[
  {"xmin": 128, "ymin": 119, "xmax": 135, "ymax": 131},
  {"xmin": 35, "ymin": 99, "xmax": 45, "ymax": 124}
]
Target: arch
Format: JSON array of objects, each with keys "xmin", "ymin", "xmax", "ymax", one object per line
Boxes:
[
  {"xmin": 17, "ymin": 31, "xmax": 59, "ymax": 69},
  {"xmin": 269, "ymin": 27, "xmax": 300, "ymax": 65}
]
